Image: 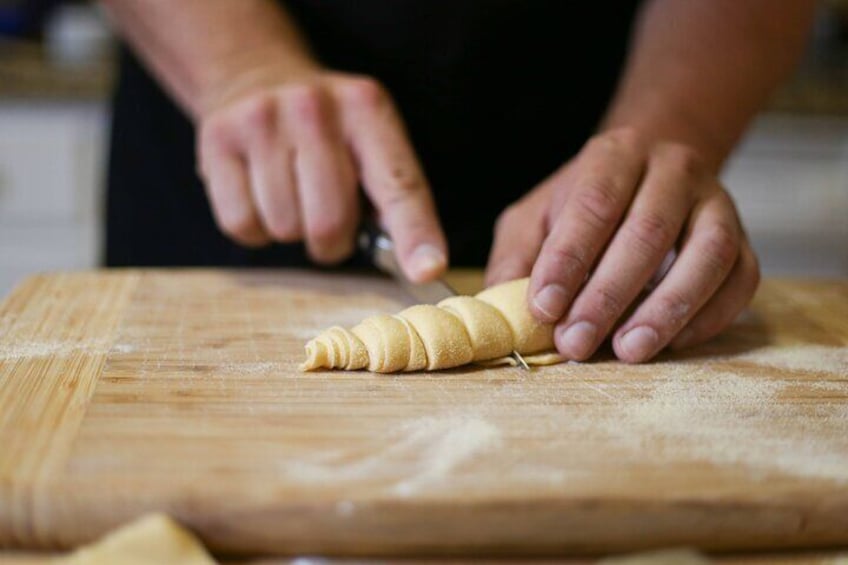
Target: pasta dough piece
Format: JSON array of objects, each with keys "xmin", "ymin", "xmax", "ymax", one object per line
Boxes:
[
  {"xmin": 301, "ymin": 277, "xmax": 563, "ymax": 372},
  {"xmin": 475, "ymin": 278, "xmax": 553, "ymax": 354},
  {"xmin": 59, "ymin": 514, "xmax": 215, "ymax": 565}
]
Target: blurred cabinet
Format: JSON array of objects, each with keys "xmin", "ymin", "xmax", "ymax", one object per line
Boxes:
[{"xmin": 0, "ymin": 101, "xmax": 107, "ymax": 295}]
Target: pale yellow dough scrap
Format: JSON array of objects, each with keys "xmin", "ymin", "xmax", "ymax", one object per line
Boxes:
[
  {"xmin": 300, "ymin": 277, "xmax": 561, "ymax": 372},
  {"xmin": 59, "ymin": 513, "xmax": 215, "ymax": 565}
]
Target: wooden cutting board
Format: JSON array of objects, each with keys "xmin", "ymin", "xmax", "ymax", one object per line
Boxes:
[{"xmin": 1, "ymin": 270, "xmax": 847, "ymax": 557}]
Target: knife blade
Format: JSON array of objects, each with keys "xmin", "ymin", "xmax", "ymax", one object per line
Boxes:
[{"xmin": 358, "ymin": 227, "xmax": 531, "ymax": 371}]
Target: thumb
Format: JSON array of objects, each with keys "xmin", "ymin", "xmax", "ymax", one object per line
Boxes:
[{"xmin": 485, "ymin": 189, "xmax": 549, "ymax": 287}]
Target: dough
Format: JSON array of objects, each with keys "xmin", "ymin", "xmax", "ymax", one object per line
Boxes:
[
  {"xmin": 60, "ymin": 514, "xmax": 215, "ymax": 565},
  {"xmin": 301, "ymin": 277, "xmax": 563, "ymax": 372}
]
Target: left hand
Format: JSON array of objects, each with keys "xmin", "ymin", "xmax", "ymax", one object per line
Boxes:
[{"xmin": 485, "ymin": 127, "xmax": 760, "ymax": 363}]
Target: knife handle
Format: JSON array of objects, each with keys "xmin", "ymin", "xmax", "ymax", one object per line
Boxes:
[{"xmin": 358, "ymin": 224, "xmax": 404, "ymax": 280}]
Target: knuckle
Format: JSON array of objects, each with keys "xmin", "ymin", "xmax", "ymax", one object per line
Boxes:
[
  {"xmin": 588, "ymin": 284, "xmax": 628, "ymax": 320},
  {"xmin": 701, "ymin": 222, "xmax": 740, "ymax": 269},
  {"xmin": 199, "ymin": 114, "xmax": 229, "ymax": 146},
  {"xmin": 380, "ymin": 190, "xmax": 417, "ymax": 219},
  {"xmin": 265, "ymin": 215, "xmax": 300, "ymax": 242},
  {"xmin": 494, "ymin": 204, "xmax": 522, "ymax": 236},
  {"xmin": 625, "ymin": 213, "xmax": 676, "ymax": 257},
  {"xmin": 654, "ymin": 143, "xmax": 706, "ymax": 178},
  {"xmin": 600, "ymin": 126, "xmax": 642, "ymax": 153},
  {"xmin": 378, "ymin": 169, "xmax": 428, "ymax": 216},
  {"xmin": 575, "ymin": 177, "xmax": 621, "ymax": 228},
  {"xmin": 282, "ymin": 84, "xmax": 326, "ymax": 124},
  {"xmin": 389, "ymin": 164, "xmax": 425, "ymax": 194},
  {"xmin": 655, "ymin": 290, "xmax": 693, "ymax": 326},
  {"xmin": 339, "ymin": 76, "xmax": 387, "ymax": 110},
  {"xmin": 241, "ymin": 94, "xmax": 277, "ymax": 134},
  {"xmin": 545, "ymin": 244, "xmax": 590, "ymax": 279}
]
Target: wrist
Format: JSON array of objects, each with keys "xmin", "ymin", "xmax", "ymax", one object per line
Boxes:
[{"xmin": 195, "ymin": 46, "xmax": 323, "ymax": 120}]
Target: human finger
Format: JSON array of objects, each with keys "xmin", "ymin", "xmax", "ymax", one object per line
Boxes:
[
  {"xmin": 198, "ymin": 123, "xmax": 270, "ymax": 247},
  {"xmin": 669, "ymin": 241, "xmax": 760, "ymax": 350},
  {"xmin": 339, "ymin": 77, "xmax": 448, "ymax": 282},
  {"xmin": 283, "ymin": 85, "xmax": 359, "ymax": 263},
  {"xmin": 552, "ymin": 143, "xmax": 703, "ymax": 360},
  {"xmin": 485, "ymin": 185, "xmax": 552, "ymax": 286},
  {"xmin": 239, "ymin": 95, "xmax": 302, "ymax": 242},
  {"xmin": 612, "ymin": 190, "xmax": 742, "ymax": 362},
  {"xmin": 528, "ymin": 128, "xmax": 646, "ymax": 323}
]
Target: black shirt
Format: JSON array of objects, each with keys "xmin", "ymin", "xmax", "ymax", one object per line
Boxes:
[{"xmin": 105, "ymin": 1, "xmax": 640, "ymax": 268}]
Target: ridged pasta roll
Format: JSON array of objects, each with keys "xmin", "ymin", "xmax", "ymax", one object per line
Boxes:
[{"xmin": 300, "ymin": 277, "xmax": 562, "ymax": 372}]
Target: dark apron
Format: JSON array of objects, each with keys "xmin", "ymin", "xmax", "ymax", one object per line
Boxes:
[{"xmin": 105, "ymin": 1, "xmax": 640, "ymax": 268}]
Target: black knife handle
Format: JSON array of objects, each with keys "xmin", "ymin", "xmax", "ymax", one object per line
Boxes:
[{"xmin": 357, "ymin": 222, "xmax": 403, "ymax": 279}]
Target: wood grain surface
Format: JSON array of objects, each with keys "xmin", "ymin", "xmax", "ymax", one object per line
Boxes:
[{"xmin": 0, "ymin": 270, "xmax": 847, "ymax": 557}]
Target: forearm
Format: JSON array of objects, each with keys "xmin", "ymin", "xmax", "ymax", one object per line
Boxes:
[
  {"xmin": 601, "ymin": 0, "xmax": 816, "ymax": 170},
  {"xmin": 101, "ymin": 0, "xmax": 318, "ymax": 119}
]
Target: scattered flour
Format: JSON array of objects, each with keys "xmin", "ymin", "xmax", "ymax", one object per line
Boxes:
[
  {"xmin": 276, "ymin": 344, "xmax": 845, "ymax": 491},
  {"xmin": 111, "ymin": 343, "xmax": 137, "ymax": 354},
  {"xmin": 217, "ymin": 362, "xmax": 288, "ymax": 375},
  {"xmin": 731, "ymin": 344, "xmax": 848, "ymax": 375},
  {"xmin": 590, "ymin": 367, "xmax": 848, "ymax": 483},
  {"xmin": 334, "ymin": 500, "xmax": 356, "ymax": 517},
  {"xmin": 279, "ymin": 414, "xmax": 502, "ymax": 496},
  {"xmin": 0, "ymin": 338, "xmax": 112, "ymax": 361},
  {"xmin": 391, "ymin": 415, "xmax": 502, "ymax": 495}
]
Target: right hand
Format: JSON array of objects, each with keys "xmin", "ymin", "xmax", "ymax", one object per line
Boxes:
[{"xmin": 196, "ymin": 68, "xmax": 448, "ymax": 282}]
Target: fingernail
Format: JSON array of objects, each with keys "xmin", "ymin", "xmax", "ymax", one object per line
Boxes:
[
  {"xmin": 409, "ymin": 244, "xmax": 446, "ymax": 281},
  {"xmin": 619, "ymin": 326, "xmax": 660, "ymax": 361},
  {"xmin": 532, "ymin": 284, "xmax": 569, "ymax": 321},
  {"xmin": 557, "ymin": 321, "xmax": 598, "ymax": 360},
  {"xmin": 671, "ymin": 327, "xmax": 694, "ymax": 350}
]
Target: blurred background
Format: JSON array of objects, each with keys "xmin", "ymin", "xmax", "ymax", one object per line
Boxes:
[{"xmin": 0, "ymin": 1, "xmax": 846, "ymax": 295}]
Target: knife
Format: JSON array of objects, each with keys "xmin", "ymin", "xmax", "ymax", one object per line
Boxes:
[{"xmin": 358, "ymin": 227, "xmax": 531, "ymax": 371}]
